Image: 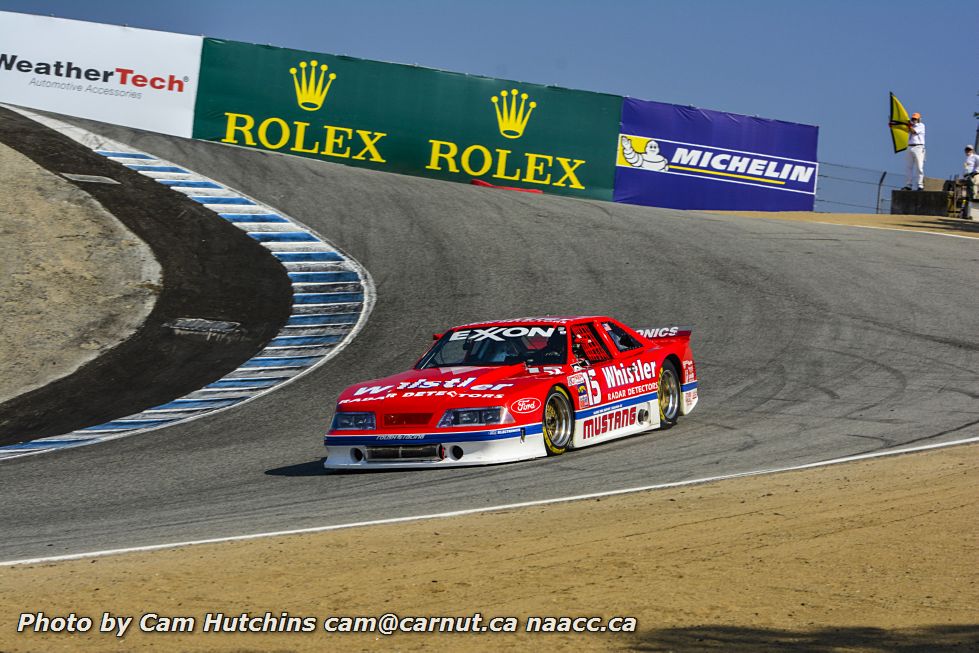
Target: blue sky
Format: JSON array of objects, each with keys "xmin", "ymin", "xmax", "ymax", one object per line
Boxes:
[{"xmin": 1, "ymin": 0, "xmax": 975, "ymax": 180}]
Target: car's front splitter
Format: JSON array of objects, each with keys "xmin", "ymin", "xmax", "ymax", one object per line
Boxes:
[{"xmin": 323, "ymin": 425, "xmax": 546, "ymax": 469}]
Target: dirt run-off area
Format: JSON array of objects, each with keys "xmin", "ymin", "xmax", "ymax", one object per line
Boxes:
[
  {"xmin": 718, "ymin": 210, "xmax": 978, "ymax": 239},
  {"xmin": 0, "ymin": 444, "xmax": 975, "ymax": 652},
  {"xmin": 0, "ymin": 142, "xmax": 160, "ymax": 405}
]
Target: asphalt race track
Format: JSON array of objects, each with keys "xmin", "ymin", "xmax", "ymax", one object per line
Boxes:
[{"xmin": 1, "ymin": 116, "xmax": 976, "ymax": 561}]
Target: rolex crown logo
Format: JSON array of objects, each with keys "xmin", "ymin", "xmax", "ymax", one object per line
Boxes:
[
  {"xmin": 289, "ymin": 60, "xmax": 337, "ymax": 112},
  {"xmin": 491, "ymin": 88, "xmax": 537, "ymax": 139}
]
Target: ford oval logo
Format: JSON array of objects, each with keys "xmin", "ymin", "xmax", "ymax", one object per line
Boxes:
[{"xmin": 511, "ymin": 398, "xmax": 541, "ymax": 414}]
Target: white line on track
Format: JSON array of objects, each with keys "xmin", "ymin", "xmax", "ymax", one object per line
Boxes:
[{"xmin": 3, "ymin": 435, "xmax": 977, "ymax": 567}]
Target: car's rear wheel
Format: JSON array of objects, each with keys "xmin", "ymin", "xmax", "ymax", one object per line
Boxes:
[
  {"xmin": 542, "ymin": 387, "xmax": 574, "ymax": 455},
  {"xmin": 658, "ymin": 360, "xmax": 681, "ymax": 429}
]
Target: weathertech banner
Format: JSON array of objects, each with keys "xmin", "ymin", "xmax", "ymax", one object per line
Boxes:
[
  {"xmin": 614, "ymin": 98, "xmax": 819, "ymax": 211},
  {"xmin": 193, "ymin": 39, "xmax": 621, "ymax": 200},
  {"xmin": 0, "ymin": 12, "xmax": 202, "ymax": 137}
]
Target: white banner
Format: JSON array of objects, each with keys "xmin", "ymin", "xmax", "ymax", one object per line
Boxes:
[{"xmin": 0, "ymin": 12, "xmax": 202, "ymax": 137}]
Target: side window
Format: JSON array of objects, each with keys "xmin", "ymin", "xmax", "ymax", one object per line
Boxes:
[
  {"xmin": 570, "ymin": 323, "xmax": 612, "ymax": 364},
  {"xmin": 603, "ymin": 321, "xmax": 642, "ymax": 352}
]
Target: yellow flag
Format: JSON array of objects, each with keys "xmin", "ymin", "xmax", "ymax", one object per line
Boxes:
[{"xmin": 889, "ymin": 93, "xmax": 910, "ymax": 153}]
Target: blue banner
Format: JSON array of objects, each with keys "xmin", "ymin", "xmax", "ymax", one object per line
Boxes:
[{"xmin": 614, "ymin": 98, "xmax": 818, "ymax": 211}]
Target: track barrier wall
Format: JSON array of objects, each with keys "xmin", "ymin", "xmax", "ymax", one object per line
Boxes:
[
  {"xmin": 0, "ymin": 11, "xmax": 822, "ymax": 210},
  {"xmin": 192, "ymin": 39, "xmax": 621, "ymax": 200},
  {"xmin": 615, "ymin": 98, "xmax": 819, "ymax": 211},
  {"xmin": 0, "ymin": 12, "xmax": 201, "ymax": 136}
]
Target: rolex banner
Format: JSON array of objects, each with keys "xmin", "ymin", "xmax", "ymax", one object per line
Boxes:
[
  {"xmin": 614, "ymin": 98, "xmax": 819, "ymax": 211},
  {"xmin": 193, "ymin": 39, "xmax": 621, "ymax": 200}
]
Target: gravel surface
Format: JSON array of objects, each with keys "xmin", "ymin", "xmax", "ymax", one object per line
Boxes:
[{"xmin": 0, "ymin": 142, "xmax": 160, "ymax": 405}]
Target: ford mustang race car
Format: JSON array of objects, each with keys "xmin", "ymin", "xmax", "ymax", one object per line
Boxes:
[{"xmin": 323, "ymin": 316, "xmax": 698, "ymax": 469}]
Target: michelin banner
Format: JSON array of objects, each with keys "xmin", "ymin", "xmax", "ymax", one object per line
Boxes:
[
  {"xmin": 0, "ymin": 12, "xmax": 202, "ymax": 137},
  {"xmin": 615, "ymin": 98, "xmax": 819, "ymax": 211},
  {"xmin": 193, "ymin": 39, "xmax": 621, "ymax": 200}
]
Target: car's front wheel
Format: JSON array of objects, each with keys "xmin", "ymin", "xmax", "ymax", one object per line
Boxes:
[
  {"xmin": 658, "ymin": 360, "xmax": 681, "ymax": 429},
  {"xmin": 542, "ymin": 387, "xmax": 574, "ymax": 455}
]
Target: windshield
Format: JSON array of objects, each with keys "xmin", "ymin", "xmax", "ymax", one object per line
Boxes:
[{"xmin": 418, "ymin": 325, "xmax": 567, "ymax": 368}]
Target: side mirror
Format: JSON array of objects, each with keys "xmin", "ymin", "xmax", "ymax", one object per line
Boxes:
[{"xmin": 432, "ymin": 333, "xmax": 443, "ymax": 341}]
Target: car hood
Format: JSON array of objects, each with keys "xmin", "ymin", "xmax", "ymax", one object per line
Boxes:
[{"xmin": 336, "ymin": 365, "xmax": 556, "ymax": 416}]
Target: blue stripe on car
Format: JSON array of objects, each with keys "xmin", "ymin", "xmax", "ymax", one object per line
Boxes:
[
  {"xmin": 575, "ymin": 391, "xmax": 659, "ymax": 419},
  {"xmin": 325, "ymin": 424, "xmax": 542, "ymax": 446}
]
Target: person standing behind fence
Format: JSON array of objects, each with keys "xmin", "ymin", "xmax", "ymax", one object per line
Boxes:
[
  {"xmin": 902, "ymin": 112, "xmax": 926, "ymax": 190},
  {"xmin": 963, "ymin": 144, "xmax": 979, "ymax": 201}
]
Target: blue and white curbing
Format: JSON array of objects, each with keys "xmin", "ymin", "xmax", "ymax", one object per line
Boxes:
[{"xmin": 0, "ymin": 107, "xmax": 375, "ymax": 461}]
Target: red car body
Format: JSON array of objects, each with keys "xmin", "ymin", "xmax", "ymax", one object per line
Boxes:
[{"xmin": 323, "ymin": 316, "xmax": 698, "ymax": 469}]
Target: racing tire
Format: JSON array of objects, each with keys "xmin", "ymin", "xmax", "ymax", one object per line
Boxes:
[
  {"xmin": 658, "ymin": 360, "xmax": 681, "ymax": 429},
  {"xmin": 542, "ymin": 387, "xmax": 574, "ymax": 455}
]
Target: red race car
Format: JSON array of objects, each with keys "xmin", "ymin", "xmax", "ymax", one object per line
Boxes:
[{"xmin": 324, "ymin": 316, "xmax": 698, "ymax": 469}]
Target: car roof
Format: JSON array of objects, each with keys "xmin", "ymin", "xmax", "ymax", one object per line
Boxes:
[{"xmin": 452, "ymin": 316, "xmax": 611, "ymax": 329}]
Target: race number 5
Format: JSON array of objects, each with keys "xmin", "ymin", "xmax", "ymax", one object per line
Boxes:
[{"xmin": 587, "ymin": 369, "xmax": 602, "ymax": 405}]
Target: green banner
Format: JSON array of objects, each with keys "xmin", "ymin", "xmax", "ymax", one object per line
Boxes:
[{"xmin": 193, "ymin": 39, "xmax": 621, "ymax": 200}]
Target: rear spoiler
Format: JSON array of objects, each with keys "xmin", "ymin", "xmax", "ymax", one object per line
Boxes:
[{"xmin": 636, "ymin": 326, "xmax": 692, "ymax": 340}]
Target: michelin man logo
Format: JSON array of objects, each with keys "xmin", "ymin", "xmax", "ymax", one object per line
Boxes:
[{"xmin": 620, "ymin": 135, "xmax": 668, "ymax": 172}]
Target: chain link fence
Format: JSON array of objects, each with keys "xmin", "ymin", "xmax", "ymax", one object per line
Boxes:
[{"xmin": 814, "ymin": 162, "xmax": 907, "ymax": 214}]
